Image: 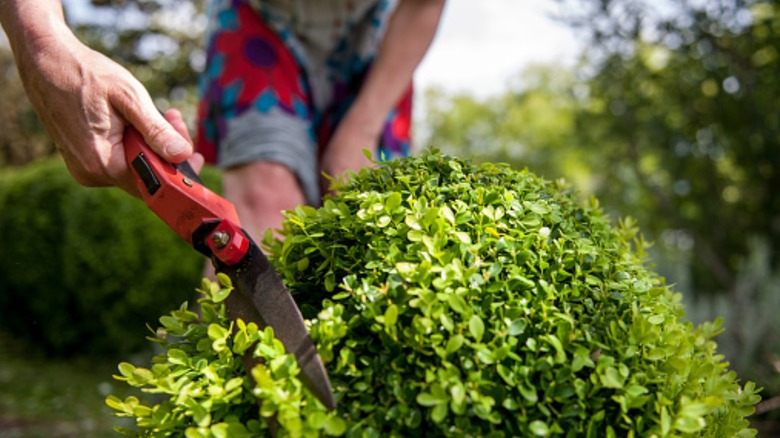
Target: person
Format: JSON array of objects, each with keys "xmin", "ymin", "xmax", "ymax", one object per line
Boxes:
[{"xmin": 0, "ymin": 0, "xmax": 445, "ymax": 242}]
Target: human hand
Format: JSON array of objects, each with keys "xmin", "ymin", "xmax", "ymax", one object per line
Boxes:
[
  {"xmin": 13, "ymin": 24, "xmax": 195, "ymax": 196},
  {"xmin": 319, "ymin": 117, "xmax": 378, "ymax": 196}
]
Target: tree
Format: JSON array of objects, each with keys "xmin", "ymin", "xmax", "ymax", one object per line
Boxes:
[
  {"xmin": 420, "ymin": 0, "xmax": 780, "ymax": 415},
  {"xmin": 425, "ymin": 0, "xmax": 779, "ymax": 300},
  {"xmin": 552, "ymin": 0, "xmax": 780, "ymax": 420},
  {"xmin": 68, "ymin": 0, "xmax": 207, "ymax": 125},
  {"xmin": 0, "ymin": 40, "xmax": 55, "ymax": 166},
  {"xmin": 422, "ymin": 65, "xmax": 591, "ymax": 189},
  {"xmin": 556, "ymin": 0, "xmax": 780, "ymax": 296},
  {"xmin": 0, "ymin": 0, "xmax": 207, "ymax": 168}
]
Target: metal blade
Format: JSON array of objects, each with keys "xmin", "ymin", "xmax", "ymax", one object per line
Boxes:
[{"xmin": 217, "ymin": 241, "xmax": 337, "ymax": 410}]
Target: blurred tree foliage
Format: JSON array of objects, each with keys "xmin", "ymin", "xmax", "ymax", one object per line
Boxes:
[
  {"xmin": 425, "ymin": 0, "xmax": 779, "ymax": 298},
  {"xmin": 422, "ymin": 0, "xmax": 780, "ymax": 408},
  {"xmin": 0, "ymin": 0, "xmax": 206, "ymax": 168},
  {"xmin": 556, "ymin": 0, "xmax": 780, "ymax": 297},
  {"xmin": 552, "ymin": 2, "xmax": 780, "ymax": 406},
  {"xmin": 68, "ymin": 0, "xmax": 206, "ymax": 122},
  {"xmin": 0, "ymin": 42, "xmax": 55, "ymax": 166}
]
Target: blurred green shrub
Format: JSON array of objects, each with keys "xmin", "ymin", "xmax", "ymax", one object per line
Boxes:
[{"xmin": 0, "ymin": 157, "xmax": 222, "ymax": 356}]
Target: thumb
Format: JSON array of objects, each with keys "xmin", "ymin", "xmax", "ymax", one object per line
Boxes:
[
  {"xmin": 162, "ymin": 108, "xmax": 205, "ymax": 174},
  {"xmin": 114, "ymin": 87, "xmax": 193, "ymax": 163}
]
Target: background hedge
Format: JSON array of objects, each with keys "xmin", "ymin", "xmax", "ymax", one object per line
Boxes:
[{"xmin": 0, "ymin": 157, "xmax": 222, "ymax": 357}]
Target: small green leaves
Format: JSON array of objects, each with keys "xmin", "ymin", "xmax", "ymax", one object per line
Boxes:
[
  {"xmin": 208, "ymin": 323, "xmax": 230, "ymax": 353},
  {"xmin": 207, "ymin": 273, "xmax": 233, "ymax": 303},
  {"xmin": 115, "ymin": 362, "xmax": 154, "ymax": 386},
  {"xmin": 109, "ymin": 151, "xmax": 759, "ymax": 437}
]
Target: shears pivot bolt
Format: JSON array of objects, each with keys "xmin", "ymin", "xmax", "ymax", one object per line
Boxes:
[{"xmin": 211, "ymin": 230, "xmax": 231, "ymax": 248}]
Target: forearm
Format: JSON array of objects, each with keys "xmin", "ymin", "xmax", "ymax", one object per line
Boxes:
[
  {"xmin": 0, "ymin": 0, "xmax": 71, "ymax": 62},
  {"xmin": 345, "ymin": 0, "xmax": 445, "ymax": 136},
  {"xmin": 1, "ymin": 0, "xmax": 84, "ymax": 107}
]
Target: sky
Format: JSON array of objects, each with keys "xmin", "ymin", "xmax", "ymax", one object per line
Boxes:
[
  {"xmin": 0, "ymin": 0, "xmax": 584, "ymax": 110},
  {"xmin": 414, "ymin": 0, "xmax": 582, "ymax": 98},
  {"xmin": 56, "ymin": 0, "xmax": 582, "ymax": 99}
]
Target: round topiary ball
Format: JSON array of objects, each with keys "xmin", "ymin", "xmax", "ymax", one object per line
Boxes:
[{"xmin": 109, "ymin": 151, "xmax": 760, "ymax": 437}]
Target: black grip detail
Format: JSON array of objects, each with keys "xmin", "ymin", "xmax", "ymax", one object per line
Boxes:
[{"xmin": 131, "ymin": 153, "xmax": 161, "ymax": 195}]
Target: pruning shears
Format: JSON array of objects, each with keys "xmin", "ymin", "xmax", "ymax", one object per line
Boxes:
[{"xmin": 123, "ymin": 126, "xmax": 336, "ymax": 411}]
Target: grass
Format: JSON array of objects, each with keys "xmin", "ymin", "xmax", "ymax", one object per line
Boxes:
[{"xmin": 0, "ymin": 332, "xmax": 143, "ymax": 438}]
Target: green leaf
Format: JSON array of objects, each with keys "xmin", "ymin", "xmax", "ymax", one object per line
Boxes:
[
  {"xmin": 408, "ymin": 229, "xmax": 425, "ymax": 242},
  {"xmin": 445, "ymin": 334, "xmax": 465, "ymax": 355},
  {"xmin": 447, "ymin": 294, "xmax": 469, "ymax": 315},
  {"xmin": 207, "ymin": 323, "xmax": 228, "ymax": 341},
  {"xmin": 454, "ymin": 231, "xmax": 472, "ymax": 244},
  {"xmin": 417, "ymin": 392, "xmax": 447, "ymax": 406},
  {"xmin": 104, "ymin": 395, "xmax": 124, "ymax": 411},
  {"xmin": 674, "ymin": 415, "xmax": 706, "ymax": 433},
  {"xmin": 324, "ymin": 415, "xmax": 347, "ymax": 436},
  {"xmin": 450, "ymin": 383, "xmax": 466, "ymax": 405},
  {"xmin": 625, "ymin": 384, "xmax": 648, "ymax": 399},
  {"xmin": 519, "ymin": 381, "xmax": 538, "ymax": 404},
  {"xmin": 431, "ymin": 403, "xmax": 448, "ymax": 423},
  {"xmin": 167, "ymin": 348, "xmax": 188, "ymax": 366},
  {"xmin": 543, "ymin": 334, "xmax": 566, "ymax": 363},
  {"xmin": 306, "ymin": 411, "xmax": 328, "ymax": 429},
  {"xmin": 469, "ymin": 314, "xmax": 485, "ymax": 341},
  {"xmin": 529, "ymin": 420, "xmax": 550, "ymax": 436},
  {"xmin": 384, "ymin": 304, "xmax": 399, "ymax": 326},
  {"xmin": 185, "ymin": 427, "xmax": 209, "ymax": 438},
  {"xmin": 131, "ymin": 367, "xmax": 154, "ymax": 385},
  {"xmin": 599, "ymin": 366, "xmax": 625, "ymax": 389},
  {"xmin": 385, "ymin": 192, "xmax": 402, "ymax": 211},
  {"xmin": 325, "ymin": 271, "xmax": 336, "ymax": 292},
  {"xmin": 117, "ymin": 362, "xmax": 135, "ymax": 378},
  {"xmin": 440, "ymin": 205, "xmax": 456, "ymax": 223},
  {"xmin": 405, "ymin": 215, "xmax": 422, "ymax": 230},
  {"xmin": 648, "ymin": 314, "xmax": 665, "ymax": 325},
  {"xmin": 507, "ymin": 318, "xmax": 527, "ymax": 336}
]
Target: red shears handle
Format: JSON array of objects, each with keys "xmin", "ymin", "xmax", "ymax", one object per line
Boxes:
[{"xmin": 123, "ymin": 126, "xmax": 249, "ymax": 265}]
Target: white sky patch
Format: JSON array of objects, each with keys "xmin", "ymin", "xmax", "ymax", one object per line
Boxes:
[
  {"xmin": 414, "ymin": 0, "xmax": 582, "ymax": 98},
  {"xmin": 60, "ymin": 0, "xmax": 581, "ymax": 98}
]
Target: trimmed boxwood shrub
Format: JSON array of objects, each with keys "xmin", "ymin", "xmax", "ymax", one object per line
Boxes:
[
  {"xmin": 108, "ymin": 151, "xmax": 760, "ymax": 436},
  {"xmin": 0, "ymin": 158, "xmax": 221, "ymax": 356}
]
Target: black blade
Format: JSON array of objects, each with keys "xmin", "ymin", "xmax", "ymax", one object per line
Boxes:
[
  {"xmin": 175, "ymin": 161, "xmax": 204, "ymax": 185},
  {"xmin": 217, "ymin": 240, "xmax": 336, "ymax": 410}
]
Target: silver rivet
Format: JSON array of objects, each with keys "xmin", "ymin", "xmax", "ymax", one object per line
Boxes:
[
  {"xmin": 211, "ymin": 231, "xmax": 230, "ymax": 248},
  {"xmin": 182, "ymin": 177, "xmax": 193, "ymax": 187}
]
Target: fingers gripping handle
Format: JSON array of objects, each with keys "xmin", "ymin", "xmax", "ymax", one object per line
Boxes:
[{"xmin": 123, "ymin": 126, "xmax": 247, "ymax": 264}]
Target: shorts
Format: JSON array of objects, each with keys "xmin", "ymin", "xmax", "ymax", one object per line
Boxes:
[{"xmin": 195, "ymin": 0, "xmax": 413, "ymax": 206}]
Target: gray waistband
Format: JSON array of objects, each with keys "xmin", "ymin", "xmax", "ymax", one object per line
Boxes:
[{"xmin": 219, "ymin": 108, "xmax": 321, "ymax": 206}]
